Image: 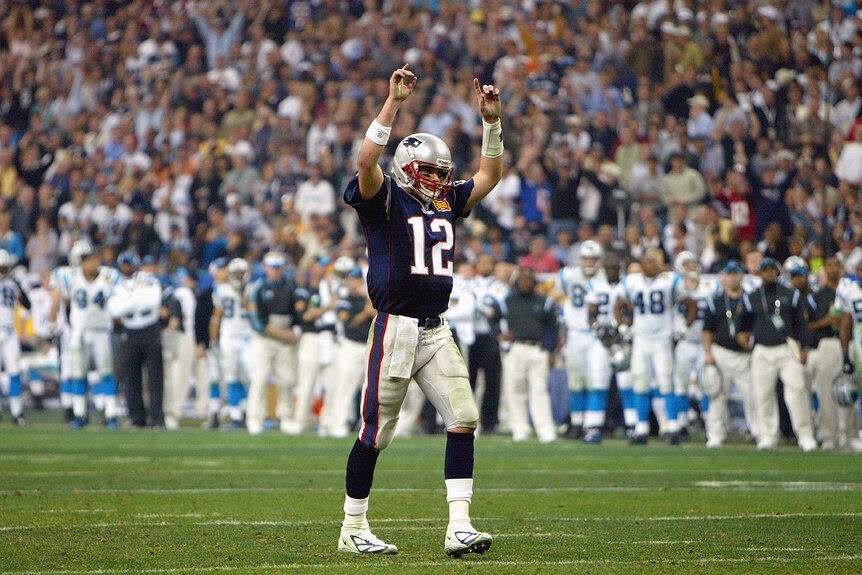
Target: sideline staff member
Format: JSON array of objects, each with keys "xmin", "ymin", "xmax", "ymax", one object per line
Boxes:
[
  {"xmin": 108, "ymin": 252, "xmax": 164, "ymax": 428},
  {"xmin": 735, "ymin": 258, "xmax": 816, "ymax": 452}
]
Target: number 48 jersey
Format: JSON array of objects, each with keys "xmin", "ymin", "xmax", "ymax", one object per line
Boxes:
[
  {"xmin": 621, "ymin": 272, "xmax": 685, "ymax": 339},
  {"xmin": 344, "ymin": 174, "xmax": 474, "ymax": 319},
  {"xmin": 52, "ymin": 266, "xmax": 119, "ymax": 330}
]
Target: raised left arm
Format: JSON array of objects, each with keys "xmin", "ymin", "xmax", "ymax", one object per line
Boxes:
[{"xmin": 464, "ymin": 79, "xmax": 503, "ymax": 212}]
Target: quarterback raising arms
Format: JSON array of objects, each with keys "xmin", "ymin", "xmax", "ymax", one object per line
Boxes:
[{"xmin": 339, "ymin": 65, "xmax": 502, "ymax": 557}]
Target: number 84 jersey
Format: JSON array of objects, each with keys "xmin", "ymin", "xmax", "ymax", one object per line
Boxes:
[
  {"xmin": 52, "ymin": 266, "xmax": 119, "ymax": 330},
  {"xmin": 621, "ymin": 272, "xmax": 684, "ymax": 340}
]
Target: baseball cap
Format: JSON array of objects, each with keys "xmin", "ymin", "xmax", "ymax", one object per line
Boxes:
[
  {"xmin": 788, "ymin": 266, "xmax": 808, "ymax": 276},
  {"xmin": 760, "ymin": 257, "xmax": 780, "ymax": 272},
  {"xmin": 348, "ymin": 266, "xmax": 363, "ymax": 279},
  {"xmin": 117, "ymin": 251, "xmax": 140, "ymax": 268},
  {"xmin": 722, "ymin": 261, "xmax": 744, "ymax": 274}
]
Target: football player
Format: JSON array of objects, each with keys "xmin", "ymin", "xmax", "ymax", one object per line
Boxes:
[
  {"xmin": 672, "ymin": 251, "xmax": 719, "ymax": 438},
  {"xmin": 616, "ymin": 248, "xmax": 696, "ymax": 445},
  {"xmin": 0, "ymin": 251, "xmax": 30, "ymax": 424},
  {"xmin": 338, "ymin": 65, "xmax": 502, "ymax": 557},
  {"xmin": 210, "ymin": 258, "xmax": 253, "ymax": 430},
  {"xmin": 204, "ymin": 259, "xmax": 228, "ymax": 428},
  {"xmin": 834, "ymin": 260, "xmax": 862, "ymax": 450},
  {"xmin": 553, "ymin": 240, "xmax": 612, "ymax": 443},
  {"xmin": 50, "ymin": 241, "xmax": 119, "ymax": 428}
]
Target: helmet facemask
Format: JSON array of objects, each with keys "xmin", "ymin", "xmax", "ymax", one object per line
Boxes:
[{"xmin": 403, "ymin": 160, "xmax": 453, "ymax": 202}]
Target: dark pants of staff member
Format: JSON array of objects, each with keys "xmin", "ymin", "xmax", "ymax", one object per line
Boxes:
[
  {"xmin": 122, "ymin": 324, "xmax": 164, "ymax": 427},
  {"xmin": 469, "ymin": 334, "xmax": 502, "ymax": 433}
]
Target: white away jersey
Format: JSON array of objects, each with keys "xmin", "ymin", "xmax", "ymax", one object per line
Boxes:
[
  {"xmin": 835, "ymin": 278, "xmax": 862, "ymax": 343},
  {"xmin": 621, "ymin": 272, "xmax": 684, "ymax": 339},
  {"xmin": 214, "ymin": 282, "xmax": 252, "ymax": 340},
  {"xmin": 0, "ymin": 277, "xmax": 23, "ymax": 330},
  {"xmin": 674, "ymin": 275, "xmax": 720, "ymax": 342},
  {"xmin": 52, "ymin": 266, "xmax": 119, "ymax": 330},
  {"xmin": 590, "ymin": 280, "xmax": 623, "ymax": 327},
  {"xmin": 556, "ymin": 267, "xmax": 610, "ymax": 332}
]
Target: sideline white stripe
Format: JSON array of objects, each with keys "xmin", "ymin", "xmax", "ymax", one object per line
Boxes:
[
  {"xmin": 2, "ymin": 512, "xmax": 860, "ymax": 533},
  {"xmin": 696, "ymin": 481, "xmax": 862, "ymax": 491},
  {"xmin": 1, "ymin": 555, "xmax": 861, "ymax": 575}
]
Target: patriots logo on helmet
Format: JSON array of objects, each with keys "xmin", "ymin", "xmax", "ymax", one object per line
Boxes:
[{"xmin": 402, "ymin": 136, "xmax": 423, "ymax": 150}]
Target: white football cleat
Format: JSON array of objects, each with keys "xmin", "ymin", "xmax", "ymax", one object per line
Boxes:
[
  {"xmin": 798, "ymin": 437, "xmax": 818, "ymax": 453},
  {"xmin": 338, "ymin": 525, "xmax": 397, "ymax": 555},
  {"xmin": 445, "ymin": 522, "xmax": 493, "ymax": 558}
]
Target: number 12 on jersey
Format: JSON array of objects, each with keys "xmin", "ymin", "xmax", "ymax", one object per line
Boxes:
[{"xmin": 408, "ymin": 216, "xmax": 453, "ymax": 277}]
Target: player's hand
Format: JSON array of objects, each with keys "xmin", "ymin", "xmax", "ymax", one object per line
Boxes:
[
  {"xmin": 705, "ymin": 352, "xmax": 715, "ymax": 366},
  {"xmin": 389, "ymin": 64, "xmax": 417, "ymax": 103},
  {"xmin": 843, "ymin": 357, "xmax": 855, "ymax": 374},
  {"xmin": 473, "ymin": 78, "xmax": 501, "ymax": 122},
  {"xmin": 799, "ymin": 349, "xmax": 808, "ymax": 365}
]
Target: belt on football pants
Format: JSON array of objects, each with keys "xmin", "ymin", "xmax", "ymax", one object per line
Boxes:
[{"xmin": 417, "ymin": 316, "xmax": 444, "ymax": 329}]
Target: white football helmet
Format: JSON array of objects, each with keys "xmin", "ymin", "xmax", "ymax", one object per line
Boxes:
[
  {"xmin": 832, "ymin": 373, "xmax": 859, "ymax": 407},
  {"xmin": 0, "ymin": 250, "xmax": 14, "ymax": 276},
  {"xmin": 783, "ymin": 256, "xmax": 808, "ymax": 277},
  {"xmin": 227, "ymin": 258, "xmax": 250, "ymax": 290},
  {"xmin": 674, "ymin": 251, "xmax": 700, "ymax": 280},
  {"xmin": 69, "ymin": 240, "xmax": 96, "ymax": 267},
  {"xmin": 333, "ymin": 256, "xmax": 356, "ymax": 278},
  {"xmin": 391, "ymin": 133, "xmax": 453, "ymax": 202},
  {"xmin": 580, "ymin": 240, "xmax": 603, "ymax": 276},
  {"xmin": 701, "ymin": 364, "xmax": 722, "ymax": 398}
]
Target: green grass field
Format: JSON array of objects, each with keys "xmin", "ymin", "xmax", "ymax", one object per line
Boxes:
[{"xmin": 2, "ymin": 422, "xmax": 861, "ymax": 575}]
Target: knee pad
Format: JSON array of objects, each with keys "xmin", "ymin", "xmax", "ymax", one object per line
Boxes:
[{"xmin": 447, "ymin": 383, "xmax": 479, "ymax": 430}]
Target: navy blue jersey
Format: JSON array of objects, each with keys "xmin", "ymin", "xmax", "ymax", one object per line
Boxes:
[{"xmin": 344, "ymin": 174, "xmax": 474, "ymax": 319}]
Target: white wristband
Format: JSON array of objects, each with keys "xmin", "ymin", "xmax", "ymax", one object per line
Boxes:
[
  {"xmin": 481, "ymin": 119, "xmax": 503, "ymax": 158},
  {"xmin": 365, "ymin": 119, "xmax": 391, "ymax": 146}
]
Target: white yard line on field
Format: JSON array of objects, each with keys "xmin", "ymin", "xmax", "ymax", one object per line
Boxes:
[
  {"xmin": 1, "ymin": 555, "xmax": 861, "ymax": 575},
  {"xmin": 695, "ymin": 481, "xmax": 862, "ymax": 491}
]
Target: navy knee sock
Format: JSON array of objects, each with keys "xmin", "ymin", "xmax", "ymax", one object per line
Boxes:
[
  {"xmin": 444, "ymin": 431, "xmax": 474, "ymax": 479},
  {"xmin": 345, "ymin": 438, "xmax": 380, "ymax": 499}
]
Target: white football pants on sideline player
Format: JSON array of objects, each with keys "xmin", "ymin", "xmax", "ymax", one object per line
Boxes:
[
  {"xmin": 504, "ymin": 342, "xmax": 556, "ymax": 443},
  {"xmin": 287, "ymin": 331, "xmax": 334, "ymax": 433},
  {"xmin": 751, "ymin": 343, "xmax": 815, "ymax": 449},
  {"xmin": 708, "ymin": 345, "xmax": 758, "ymax": 445},
  {"xmin": 247, "ymin": 333, "xmax": 297, "ymax": 435},
  {"xmin": 806, "ymin": 337, "xmax": 850, "ymax": 447},
  {"xmin": 162, "ymin": 329, "xmax": 195, "ymax": 428}
]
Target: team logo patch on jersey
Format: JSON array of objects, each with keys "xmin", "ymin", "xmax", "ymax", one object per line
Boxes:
[{"xmin": 433, "ymin": 198, "xmax": 451, "ymax": 212}]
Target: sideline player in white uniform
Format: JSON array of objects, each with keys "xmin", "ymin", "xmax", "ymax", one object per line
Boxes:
[
  {"xmin": 210, "ymin": 258, "xmax": 253, "ymax": 429},
  {"xmin": 616, "ymin": 249, "xmax": 695, "ymax": 444},
  {"xmin": 21, "ymin": 271, "xmax": 57, "ymax": 412},
  {"xmin": 204, "ymin": 259, "xmax": 228, "ymax": 428},
  {"xmin": 553, "ymin": 240, "xmax": 612, "ymax": 443},
  {"xmin": 50, "ymin": 241, "xmax": 119, "ymax": 428},
  {"xmin": 672, "ymin": 251, "xmax": 719, "ymax": 435},
  {"xmin": 835, "ymin": 259, "xmax": 862, "ymax": 450},
  {"xmin": 0, "ymin": 251, "xmax": 30, "ymax": 424}
]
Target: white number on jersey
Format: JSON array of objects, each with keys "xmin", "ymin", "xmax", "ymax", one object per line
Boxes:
[{"xmin": 408, "ymin": 216, "xmax": 454, "ymax": 277}]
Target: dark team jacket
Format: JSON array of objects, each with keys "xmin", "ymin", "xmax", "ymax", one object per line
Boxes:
[
  {"xmin": 504, "ymin": 291, "xmax": 559, "ymax": 352},
  {"xmin": 337, "ymin": 294, "xmax": 373, "ymax": 343},
  {"xmin": 737, "ymin": 282, "xmax": 810, "ymax": 348},
  {"xmin": 803, "ymin": 286, "xmax": 838, "ymax": 347},
  {"xmin": 704, "ymin": 292, "xmax": 746, "ymax": 352},
  {"xmin": 344, "ymin": 174, "xmax": 473, "ymax": 319},
  {"xmin": 248, "ymin": 276, "xmax": 297, "ymax": 334}
]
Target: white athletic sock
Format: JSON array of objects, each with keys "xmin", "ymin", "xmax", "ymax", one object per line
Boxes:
[
  {"xmin": 569, "ymin": 411, "xmax": 584, "ymax": 427},
  {"xmin": 104, "ymin": 395, "xmax": 117, "ymax": 419},
  {"xmin": 9, "ymin": 397, "xmax": 22, "ymax": 418},
  {"xmin": 30, "ymin": 380, "xmax": 45, "ymax": 397},
  {"xmin": 73, "ymin": 395, "xmax": 87, "ymax": 418},
  {"xmin": 343, "ymin": 495, "xmax": 369, "ymax": 529},
  {"xmin": 635, "ymin": 421, "xmax": 650, "ymax": 436},
  {"xmin": 445, "ymin": 478, "xmax": 473, "ymax": 524},
  {"xmin": 623, "ymin": 408, "xmax": 638, "ymax": 428}
]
